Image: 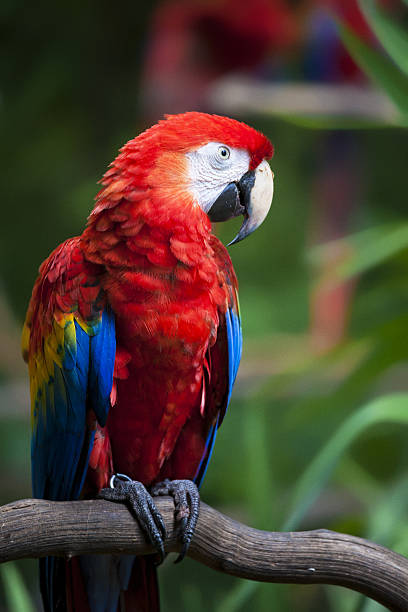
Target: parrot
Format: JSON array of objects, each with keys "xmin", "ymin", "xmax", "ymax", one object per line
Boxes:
[{"xmin": 22, "ymin": 112, "xmax": 274, "ymax": 611}]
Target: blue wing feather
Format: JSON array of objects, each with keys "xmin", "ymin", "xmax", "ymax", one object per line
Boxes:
[
  {"xmin": 225, "ymin": 305, "xmax": 242, "ymax": 406},
  {"xmin": 194, "ymin": 299, "xmax": 242, "ymax": 488},
  {"xmin": 89, "ymin": 308, "xmax": 116, "ymax": 426},
  {"xmin": 31, "ymin": 308, "xmax": 116, "ymax": 501},
  {"xmin": 194, "ymin": 416, "xmax": 220, "ymax": 488}
]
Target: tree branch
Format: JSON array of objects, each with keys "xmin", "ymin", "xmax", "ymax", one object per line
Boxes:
[{"xmin": 1, "ymin": 499, "xmax": 407, "ymax": 611}]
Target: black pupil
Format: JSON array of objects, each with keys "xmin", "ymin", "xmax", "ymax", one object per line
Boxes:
[{"xmin": 221, "ymin": 148, "xmax": 227, "ymax": 157}]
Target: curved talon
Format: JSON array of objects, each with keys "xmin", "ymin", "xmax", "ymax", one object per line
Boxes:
[
  {"xmin": 99, "ymin": 478, "xmax": 166, "ymax": 562},
  {"xmin": 151, "ymin": 478, "xmax": 200, "ymax": 563}
]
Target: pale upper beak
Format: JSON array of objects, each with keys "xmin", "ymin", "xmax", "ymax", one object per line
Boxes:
[{"xmin": 207, "ymin": 159, "xmax": 274, "ymax": 245}]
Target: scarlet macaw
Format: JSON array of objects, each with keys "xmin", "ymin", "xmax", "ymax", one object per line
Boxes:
[{"xmin": 22, "ymin": 112, "xmax": 274, "ymax": 611}]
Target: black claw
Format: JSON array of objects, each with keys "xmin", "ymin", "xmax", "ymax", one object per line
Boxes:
[
  {"xmin": 99, "ymin": 479, "xmax": 166, "ymax": 562},
  {"xmin": 151, "ymin": 479, "xmax": 200, "ymax": 563}
]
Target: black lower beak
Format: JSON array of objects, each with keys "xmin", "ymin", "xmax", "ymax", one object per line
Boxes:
[
  {"xmin": 207, "ymin": 171, "xmax": 255, "ymax": 223},
  {"xmin": 207, "ymin": 161, "xmax": 273, "ymax": 245}
]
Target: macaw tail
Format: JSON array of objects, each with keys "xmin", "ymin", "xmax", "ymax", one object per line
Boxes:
[{"xmin": 40, "ymin": 554, "xmax": 160, "ymax": 611}]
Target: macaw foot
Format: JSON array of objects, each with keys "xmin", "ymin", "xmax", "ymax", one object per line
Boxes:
[
  {"xmin": 99, "ymin": 474, "xmax": 166, "ymax": 562},
  {"xmin": 150, "ymin": 479, "xmax": 200, "ymax": 563}
]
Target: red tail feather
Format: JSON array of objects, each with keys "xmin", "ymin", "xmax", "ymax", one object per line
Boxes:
[
  {"xmin": 122, "ymin": 556, "xmax": 160, "ymax": 612},
  {"xmin": 64, "ymin": 555, "xmax": 159, "ymax": 612}
]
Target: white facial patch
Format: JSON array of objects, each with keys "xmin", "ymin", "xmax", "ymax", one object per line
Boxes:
[{"xmin": 186, "ymin": 142, "xmax": 250, "ymax": 213}]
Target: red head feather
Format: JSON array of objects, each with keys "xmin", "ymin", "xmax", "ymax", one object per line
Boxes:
[
  {"xmin": 105, "ymin": 112, "xmax": 273, "ymax": 183},
  {"xmin": 157, "ymin": 112, "xmax": 273, "ymax": 169}
]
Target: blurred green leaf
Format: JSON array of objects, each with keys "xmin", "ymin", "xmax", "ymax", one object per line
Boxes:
[
  {"xmin": 282, "ymin": 393, "xmax": 408, "ymax": 531},
  {"xmin": 0, "ymin": 563, "xmax": 35, "ymax": 612},
  {"xmin": 366, "ymin": 474, "xmax": 408, "ymax": 545},
  {"xmin": 243, "ymin": 405, "xmax": 277, "ymax": 528},
  {"xmin": 326, "ymin": 584, "xmax": 366, "ymax": 612},
  {"xmin": 359, "ymin": 0, "xmax": 408, "ymax": 77},
  {"xmin": 216, "ymin": 581, "xmax": 257, "ymax": 612},
  {"xmin": 338, "ymin": 22, "xmax": 408, "ymax": 119},
  {"xmin": 308, "ymin": 223, "xmax": 408, "ymax": 279},
  {"xmin": 336, "ymin": 456, "xmax": 381, "ymax": 505},
  {"xmin": 339, "ymin": 223, "xmax": 408, "ymax": 278}
]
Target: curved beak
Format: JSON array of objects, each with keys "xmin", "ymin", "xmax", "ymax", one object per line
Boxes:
[{"xmin": 207, "ymin": 160, "xmax": 274, "ymax": 245}]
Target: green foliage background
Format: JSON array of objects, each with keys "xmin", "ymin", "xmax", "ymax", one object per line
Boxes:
[{"xmin": 1, "ymin": 1, "xmax": 408, "ymax": 610}]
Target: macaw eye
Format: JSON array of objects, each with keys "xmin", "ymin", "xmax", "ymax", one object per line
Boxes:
[{"xmin": 217, "ymin": 146, "xmax": 230, "ymax": 161}]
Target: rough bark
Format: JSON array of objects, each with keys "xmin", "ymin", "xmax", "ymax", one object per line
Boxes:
[{"xmin": 1, "ymin": 498, "xmax": 407, "ymax": 611}]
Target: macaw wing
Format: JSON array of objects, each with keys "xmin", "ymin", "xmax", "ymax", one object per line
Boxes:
[
  {"xmin": 22, "ymin": 239, "xmax": 116, "ymax": 502},
  {"xmin": 194, "ymin": 237, "xmax": 242, "ymax": 487}
]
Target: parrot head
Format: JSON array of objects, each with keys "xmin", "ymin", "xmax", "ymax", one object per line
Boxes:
[
  {"xmin": 187, "ymin": 141, "xmax": 274, "ymax": 245},
  {"xmin": 95, "ymin": 112, "xmax": 274, "ymax": 245}
]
